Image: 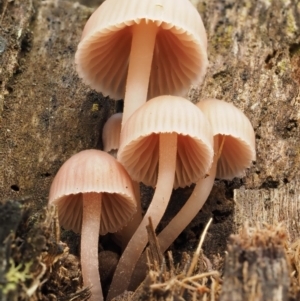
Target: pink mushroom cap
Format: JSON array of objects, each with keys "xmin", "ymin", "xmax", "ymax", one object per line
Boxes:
[
  {"xmin": 49, "ymin": 149, "xmax": 137, "ymax": 234},
  {"xmin": 75, "ymin": 0, "xmax": 208, "ymax": 100},
  {"xmin": 118, "ymin": 95, "xmax": 214, "ymax": 188},
  {"xmin": 197, "ymin": 98, "xmax": 256, "ymax": 179}
]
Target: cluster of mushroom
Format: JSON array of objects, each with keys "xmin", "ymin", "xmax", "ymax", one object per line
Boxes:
[{"xmin": 48, "ymin": 0, "xmax": 256, "ymax": 301}]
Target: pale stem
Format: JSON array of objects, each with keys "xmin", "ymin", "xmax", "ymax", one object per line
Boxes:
[
  {"xmin": 157, "ymin": 138, "xmax": 219, "ymax": 253},
  {"xmin": 122, "ymin": 22, "xmax": 158, "ymax": 128},
  {"xmin": 127, "ymin": 138, "xmax": 219, "ymax": 289},
  {"xmin": 107, "ymin": 133, "xmax": 178, "ymax": 300},
  {"xmin": 81, "ymin": 192, "xmax": 103, "ymax": 301},
  {"xmin": 120, "ymin": 181, "xmax": 142, "ymax": 250}
]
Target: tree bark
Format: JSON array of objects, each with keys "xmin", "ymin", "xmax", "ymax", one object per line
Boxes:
[{"xmin": 0, "ymin": 0, "xmax": 116, "ymax": 206}]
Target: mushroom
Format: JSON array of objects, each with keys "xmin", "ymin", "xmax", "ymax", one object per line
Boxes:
[
  {"xmin": 48, "ymin": 149, "xmax": 137, "ymax": 301},
  {"xmin": 102, "ymin": 113, "xmax": 123, "ymax": 158},
  {"xmin": 102, "ymin": 113, "xmax": 142, "ymax": 249},
  {"xmin": 107, "ymin": 95, "xmax": 214, "ymax": 299},
  {"xmin": 157, "ymin": 98, "xmax": 256, "ymax": 253},
  {"xmin": 75, "ymin": 0, "xmax": 208, "ymax": 126}
]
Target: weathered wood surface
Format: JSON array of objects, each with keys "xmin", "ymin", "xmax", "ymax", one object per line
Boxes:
[
  {"xmin": 0, "ymin": 0, "xmax": 115, "ymax": 207},
  {"xmin": 0, "ymin": 0, "xmax": 299, "ymax": 271},
  {"xmin": 234, "ymin": 179, "xmax": 300, "ymax": 242},
  {"xmin": 220, "ymin": 225, "xmax": 290, "ymax": 301}
]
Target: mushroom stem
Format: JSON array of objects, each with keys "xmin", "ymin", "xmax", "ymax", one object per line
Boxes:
[
  {"xmin": 122, "ymin": 21, "xmax": 158, "ymax": 127},
  {"xmin": 81, "ymin": 192, "xmax": 103, "ymax": 301},
  {"xmin": 158, "ymin": 139, "xmax": 219, "ymax": 253},
  {"xmin": 126, "ymin": 139, "xmax": 219, "ymax": 291},
  {"xmin": 108, "ymin": 133, "xmax": 177, "ymax": 300},
  {"xmin": 120, "ymin": 182, "xmax": 142, "ymax": 250}
]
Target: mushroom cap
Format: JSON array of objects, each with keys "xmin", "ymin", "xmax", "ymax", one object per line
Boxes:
[
  {"xmin": 75, "ymin": 0, "xmax": 208, "ymax": 100},
  {"xmin": 118, "ymin": 95, "xmax": 214, "ymax": 189},
  {"xmin": 102, "ymin": 113, "xmax": 122, "ymax": 156},
  {"xmin": 196, "ymin": 99, "xmax": 256, "ymax": 180},
  {"xmin": 49, "ymin": 149, "xmax": 136, "ymax": 235}
]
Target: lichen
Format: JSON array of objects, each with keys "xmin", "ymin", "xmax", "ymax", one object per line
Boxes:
[{"xmin": 1, "ymin": 260, "xmax": 32, "ymax": 295}]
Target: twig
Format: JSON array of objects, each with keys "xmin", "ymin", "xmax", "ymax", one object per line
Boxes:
[{"xmin": 186, "ymin": 218, "xmax": 213, "ymax": 278}]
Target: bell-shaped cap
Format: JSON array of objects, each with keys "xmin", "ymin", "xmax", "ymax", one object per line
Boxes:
[
  {"xmin": 197, "ymin": 99, "xmax": 256, "ymax": 179},
  {"xmin": 75, "ymin": 0, "xmax": 208, "ymax": 100},
  {"xmin": 49, "ymin": 149, "xmax": 136, "ymax": 234},
  {"xmin": 102, "ymin": 113, "xmax": 122, "ymax": 156},
  {"xmin": 118, "ymin": 95, "xmax": 214, "ymax": 189}
]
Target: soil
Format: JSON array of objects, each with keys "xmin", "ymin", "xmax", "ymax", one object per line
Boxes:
[{"xmin": 0, "ymin": 0, "xmax": 299, "ymax": 300}]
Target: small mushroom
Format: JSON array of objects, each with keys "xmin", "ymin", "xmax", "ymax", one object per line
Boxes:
[
  {"xmin": 75, "ymin": 0, "xmax": 208, "ymax": 126},
  {"xmin": 157, "ymin": 98, "xmax": 256, "ymax": 253},
  {"xmin": 49, "ymin": 149, "xmax": 137, "ymax": 301},
  {"xmin": 107, "ymin": 95, "xmax": 213, "ymax": 299},
  {"xmin": 102, "ymin": 113, "xmax": 142, "ymax": 249},
  {"xmin": 102, "ymin": 113, "xmax": 123, "ymax": 158}
]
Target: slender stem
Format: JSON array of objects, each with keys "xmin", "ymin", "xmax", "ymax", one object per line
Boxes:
[
  {"xmin": 120, "ymin": 181, "xmax": 142, "ymax": 250},
  {"xmin": 157, "ymin": 141, "xmax": 219, "ymax": 253},
  {"xmin": 127, "ymin": 138, "xmax": 219, "ymax": 290},
  {"xmin": 107, "ymin": 133, "xmax": 177, "ymax": 300},
  {"xmin": 81, "ymin": 193, "xmax": 103, "ymax": 301},
  {"xmin": 122, "ymin": 22, "xmax": 158, "ymax": 128}
]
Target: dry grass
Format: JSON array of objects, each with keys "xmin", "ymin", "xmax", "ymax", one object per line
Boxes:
[{"xmin": 140, "ymin": 218, "xmax": 221, "ymax": 301}]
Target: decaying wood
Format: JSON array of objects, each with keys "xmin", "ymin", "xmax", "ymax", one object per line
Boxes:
[
  {"xmin": 220, "ymin": 224, "xmax": 290, "ymax": 301},
  {"xmin": 0, "ymin": 0, "xmax": 117, "ymax": 207},
  {"xmin": 0, "ymin": 0, "xmax": 34, "ymax": 115},
  {"xmin": 234, "ymin": 179, "xmax": 300, "ymax": 242}
]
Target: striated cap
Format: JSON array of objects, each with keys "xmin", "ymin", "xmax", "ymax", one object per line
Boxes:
[
  {"xmin": 102, "ymin": 113, "xmax": 122, "ymax": 157},
  {"xmin": 49, "ymin": 149, "xmax": 136, "ymax": 234},
  {"xmin": 118, "ymin": 95, "xmax": 214, "ymax": 189},
  {"xmin": 75, "ymin": 0, "xmax": 208, "ymax": 100},
  {"xmin": 196, "ymin": 99, "xmax": 256, "ymax": 180}
]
